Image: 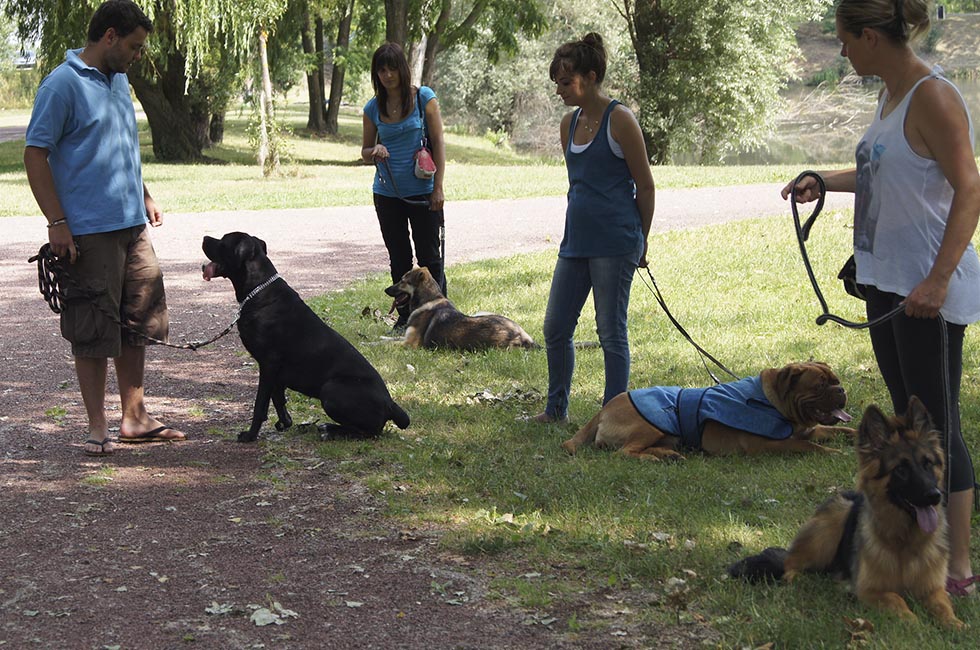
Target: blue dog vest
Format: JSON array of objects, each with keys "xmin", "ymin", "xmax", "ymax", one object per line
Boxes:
[{"xmin": 627, "ymin": 376, "xmax": 793, "ymax": 450}]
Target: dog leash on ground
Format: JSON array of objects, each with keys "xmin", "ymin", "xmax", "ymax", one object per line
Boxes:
[
  {"xmin": 636, "ymin": 265, "xmax": 740, "ymax": 384},
  {"xmin": 28, "ymin": 243, "xmax": 279, "ymax": 351},
  {"xmin": 790, "ymin": 169, "xmax": 953, "ymax": 502}
]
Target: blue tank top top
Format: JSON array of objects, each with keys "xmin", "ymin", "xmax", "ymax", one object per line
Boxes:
[{"xmin": 560, "ymin": 100, "xmax": 643, "ymax": 259}]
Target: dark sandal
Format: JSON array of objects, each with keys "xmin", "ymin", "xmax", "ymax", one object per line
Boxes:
[
  {"xmin": 946, "ymin": 575, "xmax": 980, "ymax": 597},
  {"xmin": 116, "ymin": 425, "xmax": 186, "ymax": 443},
  {"xmin": 83, "ymin": 438, "xmax": 114, "ymax": 457}
]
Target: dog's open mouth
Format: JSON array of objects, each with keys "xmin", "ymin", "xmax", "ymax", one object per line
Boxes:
[
  {"xmin": 202, "ymin": 261, "xmax": 220, "ymax": 281},
  {"xmin": 813, "ymin": 407, "xmax": 852, "ymax": 425},
  {"xmin": 386, "ymin": 291, "xmax": 409, "ymax": 308},
  {"xmin": 902, "ymin": 501, "xmax": 940, "ymax": 534}
]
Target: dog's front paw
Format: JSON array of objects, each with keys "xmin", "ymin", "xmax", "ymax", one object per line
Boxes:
[
  {"xmin": 237, "ymin": 431, "xmax": 259, "ymax": 443},
  {"xmin": 275, "ymin": 415, "xmax": 293, "ymax": 431}
]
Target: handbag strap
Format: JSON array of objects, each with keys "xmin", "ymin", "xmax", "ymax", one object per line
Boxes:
[{"xmin": 417, "ymin": 88, "xmax": 429, "ymax": 146}]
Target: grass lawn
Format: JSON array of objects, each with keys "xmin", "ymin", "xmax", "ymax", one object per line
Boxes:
[{"xmin": 248, "ymin": 209, "xmax": 979, "ymax": 648}]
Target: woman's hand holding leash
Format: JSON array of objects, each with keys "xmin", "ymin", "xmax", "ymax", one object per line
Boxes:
[
  {"xmin": 47, "ymin": 221, "xmax": 76, "ymax": 263},
  {"xmin": 370, "ymin": 144, "xmax": 389, "ymax": 161},
  {"xmin": 781, "ymin": 175, "xmax": 822, "ymax": 203}
]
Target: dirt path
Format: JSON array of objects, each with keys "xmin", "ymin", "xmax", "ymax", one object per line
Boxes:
[{"xmin": 0, "ymin": 188, "xmax": 850, "ymax": 648}]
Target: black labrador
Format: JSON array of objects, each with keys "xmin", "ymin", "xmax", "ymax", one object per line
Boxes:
[{"xmin": 202, "ymin": 232, "xmax": 409, "ymax": 441}]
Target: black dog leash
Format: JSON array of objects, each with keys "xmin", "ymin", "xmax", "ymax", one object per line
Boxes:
[
  {"xmin": 375, "ymin": 158, "xmax": 431, "ymax": 207},
  {"xmin": 637, "ymin": 266, "xmax": 740, "ymax": 384},
  {"xmin": 789, "ymin": 170, "xmax": 953, "ymax": 500},
  {"xmin": 790, "ymin": 170, "xmax": 904, "ymax": 329},
  {"xmin": 28, "ymin": 243, "xmax": 272, "ymax": 351}
]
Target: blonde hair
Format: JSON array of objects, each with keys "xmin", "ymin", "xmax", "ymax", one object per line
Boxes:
[{"xmin": 836, "ymin": 0, "xmax": 933, "ymax": 43}]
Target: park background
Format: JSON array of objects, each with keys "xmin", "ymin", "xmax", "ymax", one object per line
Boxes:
[{"xmin": 2, "ymin": 2, "xmax": 980, "ymax": 649}]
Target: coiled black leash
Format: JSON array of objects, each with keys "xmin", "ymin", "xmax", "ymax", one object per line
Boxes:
[
  {"xmin": 790, "ymin": 170, "xmax": 904, "ymax": 329},
  {"xmin": 790, "ymin": 170, "xmax": 953, "ymax": 499},
  {"xmin": 28, "ymin": 243, "xmax": 243, "ymax": 351}
]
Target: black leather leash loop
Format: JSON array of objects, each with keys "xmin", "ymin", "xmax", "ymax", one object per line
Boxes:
[{"xmin": 790, "ymin": 170, "xmax": 903, "ymax": 329}]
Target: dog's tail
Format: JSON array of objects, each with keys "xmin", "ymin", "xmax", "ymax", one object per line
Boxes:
[
  {"xmin": 389, "ymin": 401, "xmax": 410, "ymax": 430},
  {"xmin": 727, "ymin": 547, "xmax": 788, "ymax": 583}
]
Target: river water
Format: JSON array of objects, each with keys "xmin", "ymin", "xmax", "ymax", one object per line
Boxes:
[{"xmin": 718, "ymin": 76, "xmax": 980, "ymax": 166}]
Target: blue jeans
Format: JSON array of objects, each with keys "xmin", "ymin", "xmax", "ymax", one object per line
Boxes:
[{"xmin": 542, "ymin": 254, "xmax": 637, "ymax": 418}]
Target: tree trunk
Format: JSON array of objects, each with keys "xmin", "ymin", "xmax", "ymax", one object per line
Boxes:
[
  {"xmin": 129, "ymin": 49, "xmax": 207, "ymax": 162},
  {"xmin": 257, "ymin": 29, "xmax": 279, "ymax": 175},
  {"xmin": 316, "ymin": 16, "xmax": 328, "ymax": 124},
  {"xmin": 208, "ymin": 113, "xmax": 225, "ymax": 145},
  {"xmin": 326, "ymin": 0, "xmax": 353, "ymax": 135},
  {"xmin": 384, "ymin": 0, "xmax": 408, "ymax": 46},
  {"xmin": 302, "ymin": 6, "xmax": 327, "ymax": 133},
  {"xmin": 628, "ymin": 1, "xmax": 673, "ymax": 164}
]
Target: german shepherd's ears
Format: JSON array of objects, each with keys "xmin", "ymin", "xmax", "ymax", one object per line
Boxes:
[
  {"xmin": 905, "ymin": 395, "xmax": 935, "ymax": 436},
  {"xmin": 858, "ymin": 396, "xmax": 937, "ymax": 451},
  {"xmin": 858, "ymin": 403, "xmax": 891, "ymax": 452}
]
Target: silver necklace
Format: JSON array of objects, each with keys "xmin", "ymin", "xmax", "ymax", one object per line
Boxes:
[{"xmin": 580, "ymin": 115, "xmax": 599, "ymax": 134}]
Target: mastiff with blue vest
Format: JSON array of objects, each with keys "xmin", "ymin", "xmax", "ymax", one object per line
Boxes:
[{"xmin": 561, "ymin": 362, "xmax": 854, "ymax": 460}]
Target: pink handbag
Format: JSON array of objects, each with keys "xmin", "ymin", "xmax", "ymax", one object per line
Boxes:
[{"xmin": 414, "ymin": 89, "xmax": 436, "ymax": 179}]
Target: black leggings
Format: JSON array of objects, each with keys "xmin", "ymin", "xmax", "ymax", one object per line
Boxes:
[
  {"xmin": 374, "ymin": 193, "xmax": 446, "ymax": 322},
  {"xmin": 866, "ymin": 285, "xmax": 975, "ymax": 493}
]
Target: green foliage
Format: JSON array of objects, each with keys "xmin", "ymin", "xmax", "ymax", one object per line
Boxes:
[
  {"xmin": 622, "ymin": 0, "xmax": 832, "ymax": 163},
  {"xmin": 435, "ymin": 0, "xmax": 632, "ymax": 154}
]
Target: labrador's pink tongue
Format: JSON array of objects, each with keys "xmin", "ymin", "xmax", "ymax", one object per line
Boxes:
[
  {"xmin": 832, "ymin": 408, "xmax": 852, "ymax": 423},
  {"xmin": 916, "ymin": 505, "xmax": 939, "ymax": 533},
  {"xmin": 202, "ymin": 262, "xmax": 216, "ymax": 281}
]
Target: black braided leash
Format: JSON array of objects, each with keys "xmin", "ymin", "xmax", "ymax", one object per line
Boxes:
[{"xmin": 28, "ymin": 243, "xmax": 251, "ymax": 351}]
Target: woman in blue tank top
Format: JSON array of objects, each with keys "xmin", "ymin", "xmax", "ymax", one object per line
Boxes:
[
  {"xmin": 782, "ymin": 0, "xmax": 980, "ymax": 596},
  {"xmin": 531, "ymin": 33, "xmax": 655, "ymax": 424},
  {"xmin": 361, "ymin": 43, "xmax": 447, "ymax": 332}
]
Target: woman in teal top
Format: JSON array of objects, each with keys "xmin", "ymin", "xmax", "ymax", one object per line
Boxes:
[
  {"xmin": 361, "ymin": 43, "xmax": 447, "ymax": 332},
  {"xmin": 532, "ymin": 33, "xmax": 655, "ymax": 424}
]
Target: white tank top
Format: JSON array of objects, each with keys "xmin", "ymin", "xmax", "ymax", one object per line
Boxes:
[{"xmin": 853, "ymin": 69, "xmax": 980, "ymax": 325}]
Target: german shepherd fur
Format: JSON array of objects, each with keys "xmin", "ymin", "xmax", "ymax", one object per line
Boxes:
[
  {"xmin": 729, "ymin": 396, "xmax": 962, "ymax": 628},
  {"xmin": 384, "ymin": 267, "xmax": 536, "ymax": 351},
  {"xmin": 562, "ymin": 361, "xmax": 853, "ymax": 460}
]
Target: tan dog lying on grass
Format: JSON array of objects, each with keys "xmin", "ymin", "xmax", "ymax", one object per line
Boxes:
[
  {"xmin": 384, "ymin": 267, "xmax": 536, "ymax": 351},
  {"xmin": 562, "ymin": 361, "xmax": 854, "ymax": 460}
]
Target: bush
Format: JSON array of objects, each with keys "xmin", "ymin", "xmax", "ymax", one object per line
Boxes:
[{"xmin": 0, "ymin": 68, "xmax": 41, "ymax": 109}]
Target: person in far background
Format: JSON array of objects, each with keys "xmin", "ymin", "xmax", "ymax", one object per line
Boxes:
[
  {"xmin": 24, "ymin": 0, "xmax": 186, "ymax": 457},
  {"xmin": 361, "ymin": 42, "xmax": 447, "ymax": 333},
  {"xmin": 782, "ymin": 0, "xmax": 980, "ymax": 597},
  {"xmin": 532, "ymin": 32, "xmax": 655, "ymax": 424}
]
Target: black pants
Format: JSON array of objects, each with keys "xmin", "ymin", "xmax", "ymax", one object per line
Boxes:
[
  {"xmin": 866, "ymin": 285, "xmax": 975, "ymax": 493},
  {"xmin": 374, "ymin": 193, "xmax": 446, "ymax": 323}
]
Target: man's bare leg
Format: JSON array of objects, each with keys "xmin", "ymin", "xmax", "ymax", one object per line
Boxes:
[
  {"xmin": 115, "ymin": 342, "xmax": 185, "ymax": 441},
  {"xmin": 75, "ymin": 355, "xmax": 113, "ymax": 454}
]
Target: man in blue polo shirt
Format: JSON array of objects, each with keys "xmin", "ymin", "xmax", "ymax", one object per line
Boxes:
[{"xmin": 24, "ymin": 0, "xmax": 185, "ymax": 457}]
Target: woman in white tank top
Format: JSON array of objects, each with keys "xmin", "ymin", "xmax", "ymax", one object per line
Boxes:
[{"xmin": 782, "ymin": 0, "xmax": 980, "ymax": 598}]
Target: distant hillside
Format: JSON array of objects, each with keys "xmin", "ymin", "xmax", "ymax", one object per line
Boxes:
[{"xmin": 792, "ymin": 13, "xmax": 980, "ymax": 82}]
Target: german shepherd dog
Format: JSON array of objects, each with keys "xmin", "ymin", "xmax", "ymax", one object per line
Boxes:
[
  {"xmin": 729, "ymin": 396, "xmax": 963, "ymax": 628},
  {"xmin": 384, "ymin": 267, "xmax": 536, "ymax": 351},
  {"xmin": 562, "ymin": 362, "xmax": 853, "ymax": 460}
]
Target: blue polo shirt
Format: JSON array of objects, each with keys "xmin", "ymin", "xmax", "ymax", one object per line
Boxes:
[
  {"xmin": 26, "ymin": 49, "xmax": 147, "ymax": 236},
  {"xmin": 364, "ymin": 86, "xmax": 436, "ymax": 199}
]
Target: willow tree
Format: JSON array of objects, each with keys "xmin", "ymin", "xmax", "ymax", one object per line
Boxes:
[
  {"xmin": 618, "ymin": 0, "xmax": 829, "ymax": 163},
  {"xmin": 6, "ymin": 0, "xmax": 287, "ymax": 162}
]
